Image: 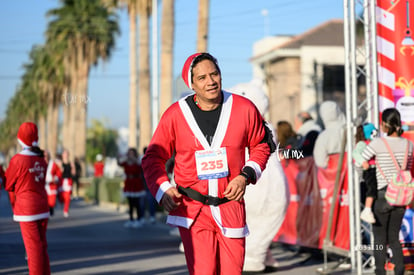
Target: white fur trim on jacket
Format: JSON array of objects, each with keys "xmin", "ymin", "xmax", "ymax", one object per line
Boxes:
[
  {"xmin": 59, "ymin": 178, "xmax": 72, "ymax": 192},
  {"xmin": 45, "ymin": 182, "xmax": 57, "ymax": 195},
  {"xmin": 14, "ymin": 212, "xmax": 49, "ymax": 222},
  {"xmin": 244, "ymin": 161, "xmax": 262, "ymax": 181},
  {"xmin": 156, "ymin": 181, "xmax": 173, "ymax": 203},
  {"xmin": 166, "ymin": 215, "xmax": 194, "ymax": 229},
  {"xmin": 18, "ymin": 149, "xmax": 38, "ymax": 156}
]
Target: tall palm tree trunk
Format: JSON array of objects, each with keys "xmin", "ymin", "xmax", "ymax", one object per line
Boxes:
[
  {"xmin": 62, "ymin": 94, "xmax": 71, "ymax": 152},
  {"xmin": 197, "ymin": 0, "xmax": 209, "ymax": 52},
  {"xmin": 74, "ymin": 62, "xmax": 89, "ymax": 163},
  {"xmin": 67, "ymin": 71, "xmax": 78, "ymax": 157},
  {"xmin": 160, "ymin": 0, "xmax": 174, "ymax": 117},
  {"xmin": 128, "ymin": 4, "xmax": 138, "ymax": 148},
  {"xmin": 138, "ymin": 7, "xmax": 151, "ymax": 153},
  {"xmin": 38, "ymin": 115, "xmax": 47, "ymax": 150},
  {"xmin": 47, "ymin": 102, "xmax": 59, "ymax": 158}
]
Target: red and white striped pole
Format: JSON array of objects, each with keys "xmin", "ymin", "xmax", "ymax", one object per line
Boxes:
[{"xmin": 376, "ymin": 0, "xmax": 414, "ymax": 141}]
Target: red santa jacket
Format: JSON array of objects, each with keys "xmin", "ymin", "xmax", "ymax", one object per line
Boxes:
[
  {"xmin": 119, "ymin": 161, "xmax": 145, "ymax": 196},
  {"xmin": 53, "ymin": 160, "xmax": 65, "ymax": 191},
  {"xmin": 5, "ymin": 149, "xmax": 49, "ymax": 222},
  {"xmin": 142, "ymin": 91, "xmax": 270, "ymax": 238},
  {"xmin": 45, "ymin": 160, "xmax": 59, "ymax": 195}
]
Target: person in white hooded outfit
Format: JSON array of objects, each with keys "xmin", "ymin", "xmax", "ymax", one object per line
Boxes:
[
  {"xmin": 230, "ymin": 80, "xmax": 290, "ymax": 273},
  {"xmin": 313, "ymin": 101, "xmax": 346, "ymax": 168},
  {"xmin": 295, "ymin": 111, "xmax": 322, "ymax": 138}
]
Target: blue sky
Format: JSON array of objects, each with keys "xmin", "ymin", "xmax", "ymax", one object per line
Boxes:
[{"xmin": 0, "ymin": 0, "xmax": 344, "ymax": 129}]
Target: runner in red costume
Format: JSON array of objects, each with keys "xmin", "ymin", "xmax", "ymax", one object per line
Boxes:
[
  {"xmin": 4, "ymin": 122, "xmax": 50, "ymax": 275},
  {"xmin": 118, "ymin": 148, "xmax": 146, "ymax": 228},
  {"xmin": 142, "ymin": 53, "xmax": 273, "ymax": 274},
  {"xmin": 45, "ymin": 154, "xmax": 62, "ymax": 216},
  {"xmin": 46, "ymin": 154, "xmax": 63, "ymax": 215},
  {"xmin": 59, "ymin": 150, "xmax": 74, "ymax": 218}
]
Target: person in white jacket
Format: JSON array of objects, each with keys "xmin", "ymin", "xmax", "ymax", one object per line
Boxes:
[
  {"xmin": 230, "ymin": 80, "xmax": 290, "ymax": 273},
  {"xmin": 295, "ymin": 111, "xmax": 322, "ymax": 138},
  {"xmin": 313, "ymin": 101, "xmax": 346, "ymax": 168}
]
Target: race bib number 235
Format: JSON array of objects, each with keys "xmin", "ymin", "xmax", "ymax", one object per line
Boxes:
[{"xmin": 195, "ymin": 148, "xmax": 229, "ymax": 180}]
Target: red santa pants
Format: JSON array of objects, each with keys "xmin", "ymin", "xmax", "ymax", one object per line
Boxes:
[
  {"xmin": 60, "ymin": 191, "xmax": 71, "ymax": 214},
  {"xmin": 19, "ymin": 219, "xmax": 50, "ymax": 275},
  {"xmin": 47, "ymin": 194, "xmax": 57, "ymax": 209},
  {"xmin": 178, "ymin": 205, "xmax": 245, "ymax": 275}
]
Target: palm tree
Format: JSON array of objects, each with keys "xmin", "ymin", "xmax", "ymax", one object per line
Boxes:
[
  {"xmin": 43, "ymin": 45, "xmax": 67, "ymax": 158},
  {"xmin": 159, "ymin": 0, "xmax": 174, "ymax": 117},
  {"xmin": 197, "ymin": 0, "xmax": 209, "ymax": 52},
  {"xmin": 102, "ymin": 0, "xmax": 140, "ymax": 148},
  {"xmin": 46, "ymin": 0, "xmax": 120, "ymax": 164},
  {"xmin": 0, "ymin": 46, "xmax": 65, "ymax": 158},
  {"xmin": 28, "ymin": 44, "xmax": 67, "ymax": 158},
  {"xmin": 0, "ymin": 92, "xmax": 27, "ymax": 154},
  {"xmin": 0, "ymin": 90, "xmax": 32, "ymax": 153},
  {"xmin": 24, "ymin": 46, "xmax": 46, "ymax": 148},
  {"xmin": 22, "ymin": 46, "xmax": 53, "ymax": 150},
  {"xmin": 0, "ymin": 69, "xmax": 44, "ymax": 154},
  {"xmin": 137, "ymin": 0, "xmax": 152, "ymax": 152}
]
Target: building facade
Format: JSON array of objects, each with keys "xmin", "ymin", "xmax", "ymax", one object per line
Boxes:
[{"xmin": 250, "ymin": 19, "xmax": 355, "ymax": 126}]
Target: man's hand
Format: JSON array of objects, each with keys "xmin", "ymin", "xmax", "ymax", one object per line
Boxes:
[
  {"xmin": 160, "ymin": 187, "xmax": 182, "ymax": 212},
  {"xmin": 223, "ymin": 175, "xmax": 247, "ymax": 201}
]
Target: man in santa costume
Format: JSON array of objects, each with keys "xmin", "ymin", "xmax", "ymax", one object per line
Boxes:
[
  {"xmin": 5, "ymin": 122, "xmax": 50, "ymax": 275},
  {"xmin": 142, "ymin": 53, "xmax": 273, "ymax": 274}
]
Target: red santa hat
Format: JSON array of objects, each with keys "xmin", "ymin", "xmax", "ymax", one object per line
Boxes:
[
  {"xmin": 181, "ymin": 53, "xmax": 202, "ymax": 89},
  {"xmin": 17, "ymin": 122, "xmax": 39, "ymax": 148}
]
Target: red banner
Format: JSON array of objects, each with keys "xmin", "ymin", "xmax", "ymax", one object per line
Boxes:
[
  {"xmin": 274, "ymin": 154, "xmax": 349, "ymax": 250},
  {"xmin": 317, "ymin": 154, "xmax": 349, "ymax": 250},
  {"xmin": 274, "ymin": 157, "xmax": 322, "ymax": 247},
  {"xmin": 274, "ymin": 154, "xmax": 414, "ymax": 268},
  {"xmin": 376, "ymin": 0, "xmax": 414, "ymax": 142}
]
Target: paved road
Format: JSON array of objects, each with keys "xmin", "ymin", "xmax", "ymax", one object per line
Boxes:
[{"xmin": 0, "ymin": 193, "xmax": 354, "ymax": 275}]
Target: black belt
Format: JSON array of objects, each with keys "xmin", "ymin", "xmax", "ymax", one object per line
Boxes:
[{"xmin": 177, "ymin": 186, "xmax": 229, "ymax": 206}]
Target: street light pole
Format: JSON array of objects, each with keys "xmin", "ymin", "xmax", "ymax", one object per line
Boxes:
[
  {"xmin": 261, "ymin": 9, "xmax": 269, "ymax": 37},
  {"xmin": 151, "ymin": 0, "xmax": 159, "ymax": 134}
]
